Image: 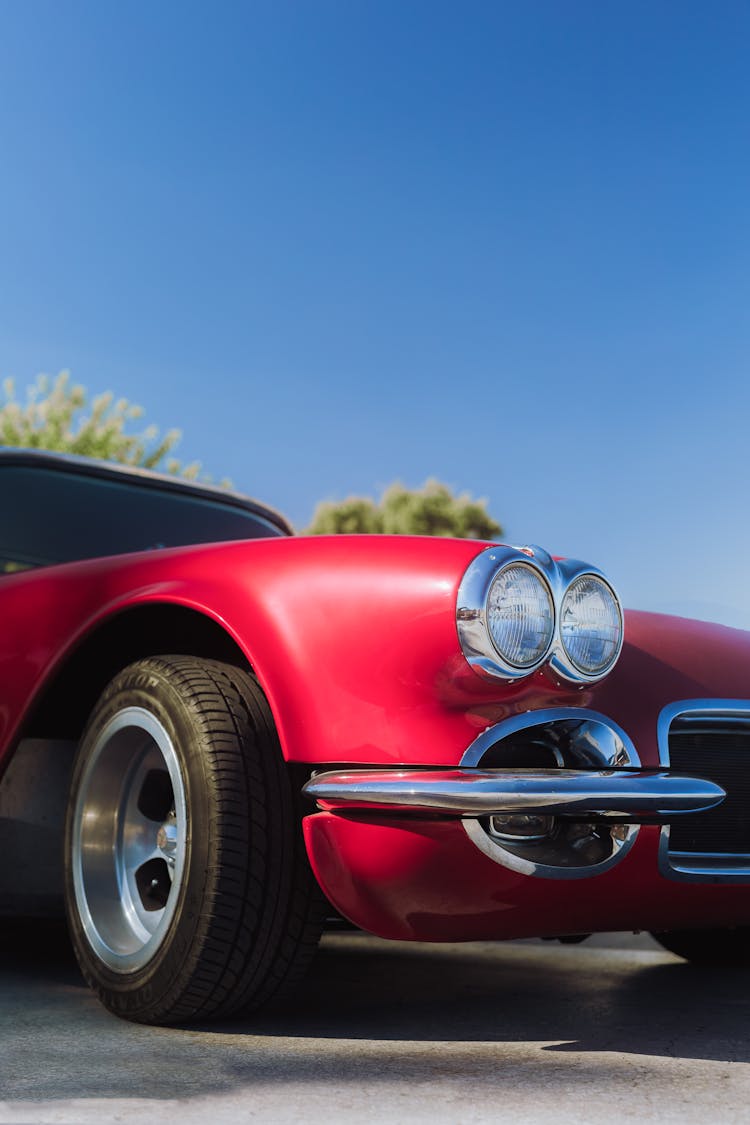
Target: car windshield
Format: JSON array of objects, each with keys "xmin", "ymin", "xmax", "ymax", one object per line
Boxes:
[{"xmin": 1, "ymin": 464, "xmax": 285, "ymax": 572}]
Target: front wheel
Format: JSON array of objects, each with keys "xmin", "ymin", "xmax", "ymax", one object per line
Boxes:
[
  {"xmin": 64, "ymin": 656, "xmax": 324, "ymax": 1024},
  {"xmin": 651, "ymin": 928, "xmax": 750, "ymax": 966}
]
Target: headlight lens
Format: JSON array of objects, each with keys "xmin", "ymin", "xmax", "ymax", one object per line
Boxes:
[
  {"xmin": 487, "ymin": 563, "xmax": 554, "ymax": 669},
  {"xmin": 560, "ymin": 574, "xmax": 622, "ymax": 675}
]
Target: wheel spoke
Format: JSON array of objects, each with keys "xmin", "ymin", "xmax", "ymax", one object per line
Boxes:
[{"xmin": 121, "ymin": 805, "xmax": 163, "ymax": 875}]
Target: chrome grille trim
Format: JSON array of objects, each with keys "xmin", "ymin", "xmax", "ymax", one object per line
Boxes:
[{"xmin": 658, "ymin": 700, "xmax": 750, "ymax": 883}]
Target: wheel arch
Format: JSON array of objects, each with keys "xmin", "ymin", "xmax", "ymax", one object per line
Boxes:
[{"xmin": 21, "ymin": 602, "xmax": 253, "ymax": 744}]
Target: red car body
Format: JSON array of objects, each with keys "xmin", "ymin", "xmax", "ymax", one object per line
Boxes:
[{"xmin": 2, "ymin": 450, "xmax": 749, "ymax": 1022}]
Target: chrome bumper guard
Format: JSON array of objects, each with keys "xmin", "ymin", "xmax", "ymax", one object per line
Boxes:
[{"xmin": 303, "ymin": 768, "xmax": 725, "ymax": 822}]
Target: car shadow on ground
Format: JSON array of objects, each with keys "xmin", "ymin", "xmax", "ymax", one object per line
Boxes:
[
  {"xmin": 2, "ymin": 921, "xmax": 749, "ymax": 1106},
  {"xmin": 240, "ymin": 932, "xmax": 750, "ymax": 1062}
]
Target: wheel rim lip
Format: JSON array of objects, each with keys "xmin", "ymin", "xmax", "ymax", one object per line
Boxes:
[{"xmin": 71, "ymin": 706, "xmax": 188, "ymax": 974}]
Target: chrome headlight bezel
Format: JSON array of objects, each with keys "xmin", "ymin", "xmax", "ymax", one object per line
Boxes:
[
  {"xmin": 456, "ymin": 545, "xmax": 624, "ymax": 685},
  {"xmin": 456, "ymin": 546, "xmax": 556, "ymax": 682}
]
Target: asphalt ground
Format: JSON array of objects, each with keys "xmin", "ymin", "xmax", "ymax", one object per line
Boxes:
[{"xmin": 1, "ymin": 923, "xmax": 749, "ymax": 1123}]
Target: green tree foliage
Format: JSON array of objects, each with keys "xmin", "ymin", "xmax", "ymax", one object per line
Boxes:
[
  {"xmin": 0, "ymin": 372, "xmax": 200, "ymax": 477},
  {"xmin": 306, "ymin": 479, "xmax": 503, "ymax": 539}
]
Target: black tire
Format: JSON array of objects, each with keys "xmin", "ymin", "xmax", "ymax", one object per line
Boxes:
[
  {"xmin": 651, "ymin": 928, "xmax": 750, "ymax": 966},
  {"xmin": 64, "ymin": 655, "xmax": 325, "ymax": 1024}
]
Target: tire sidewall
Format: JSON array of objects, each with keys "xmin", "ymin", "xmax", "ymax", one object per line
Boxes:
[{"xmin": 64, "ymin": 662, "xmax": 218, "ymax": 1022}]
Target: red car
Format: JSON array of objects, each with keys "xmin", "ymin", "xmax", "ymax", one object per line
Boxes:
[{"xmin": 1, "ymin": 449, "xmax": 747, "ymax": 1025}]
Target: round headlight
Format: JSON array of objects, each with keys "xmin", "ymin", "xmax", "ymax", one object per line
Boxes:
[
  {"xmin": 560, "ymin": 574, "xmax": 622, "ymax": 675},
  {"xmin": 487, "ymin": 563, "xmax": 555, "ymax": 669}
]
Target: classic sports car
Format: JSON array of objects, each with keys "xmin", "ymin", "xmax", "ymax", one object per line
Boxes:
[{"xmin": 1, "ymin": 449, "xmax": 749, "ymax": 1025}]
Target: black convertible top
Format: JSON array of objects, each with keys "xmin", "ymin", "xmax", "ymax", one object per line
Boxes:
[{"xmin": 0, "ymin": 448, "xmax": 294, "ymax": 537}]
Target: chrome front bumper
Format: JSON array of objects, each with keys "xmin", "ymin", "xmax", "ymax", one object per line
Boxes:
[{"xmin": 303, "ymin": 768, "xmax": 725, "ymax": 822}]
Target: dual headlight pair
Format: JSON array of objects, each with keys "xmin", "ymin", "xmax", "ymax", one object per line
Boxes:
[{"xmin": 457, "ymin": 544, "xmax": 623, "ymax": 684}]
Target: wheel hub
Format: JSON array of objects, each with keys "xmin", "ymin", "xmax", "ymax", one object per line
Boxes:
[{"xmin": 157, "ymin": 816, "xmax": 179, "ymax": 865}]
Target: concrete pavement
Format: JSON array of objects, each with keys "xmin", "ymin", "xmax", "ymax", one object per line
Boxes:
[{"xmin": 1, "ymin": 924, "xmax": 749, "ymax": 1122}]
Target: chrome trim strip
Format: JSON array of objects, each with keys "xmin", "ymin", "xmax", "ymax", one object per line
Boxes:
[
  {"xmin": 658, "ymin": 699, "xmax": 750, "ymax": 883},
  {"xmin": 303, "ymin": 767, "xmax": 724, "ymax": 819},
  {"xmin": 659, "ymin": 828, "xmax": 750, "ymax": 881},
  {"xmin": 657, "ymin": 699, "xmax": 750, "ymax": 767},
  {"xmin": 456, "ymin": 544, "xmax": 624, "ymax": 686},
  {"xmin": 460, "ymin": 708, "xmax": 640, "ymax": 769},
  {"xmin": 670, "ymin": 850, "xmax": 750, "ymax": 861}
]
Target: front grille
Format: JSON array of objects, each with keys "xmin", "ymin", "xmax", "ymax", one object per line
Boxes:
[{"xmin": 668, "ymin": 713, "xmax": 750, "ymax": 856}]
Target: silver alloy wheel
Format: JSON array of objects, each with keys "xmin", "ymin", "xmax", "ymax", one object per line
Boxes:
[{"xmin": 70, "ymin": 707, "xmax": 188, "ymax": 974}]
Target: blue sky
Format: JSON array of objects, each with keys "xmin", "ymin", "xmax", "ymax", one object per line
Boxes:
[{"xmin": 1, "ymin": 2, "xmax": 748, "ymax": 625}]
